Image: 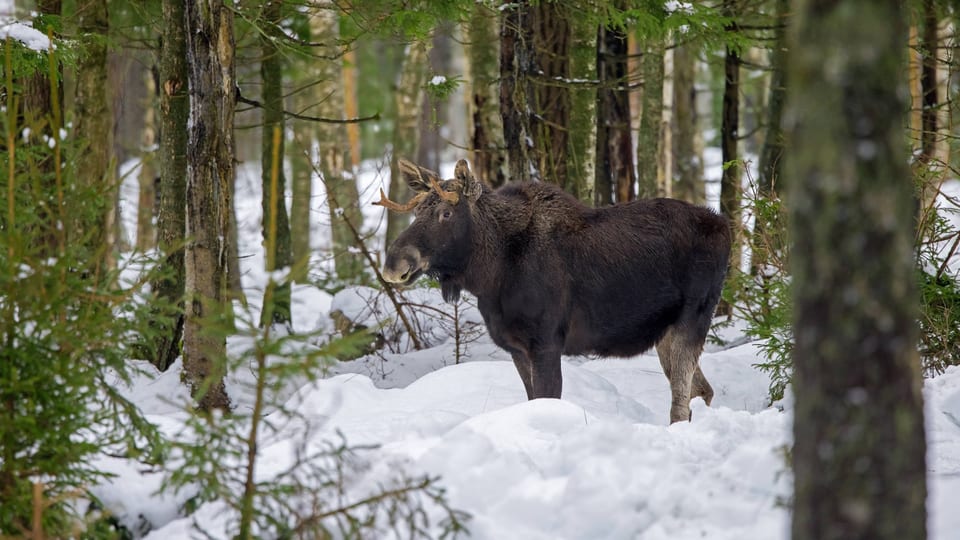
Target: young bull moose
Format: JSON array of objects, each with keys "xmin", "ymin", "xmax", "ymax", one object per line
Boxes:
[{"xmin": 377, "ymin": 159, "xmax": 731, "ymax": 423}]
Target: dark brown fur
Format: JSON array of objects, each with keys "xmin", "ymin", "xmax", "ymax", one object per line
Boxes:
[{"xmin": 381, "ymin": 160, "xmax": 731, "ymax": 423}]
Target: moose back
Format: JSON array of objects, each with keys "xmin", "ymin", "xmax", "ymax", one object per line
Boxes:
[{"xmin": 377, "ymin": 159, "xmax": 731, "ymax": 423}]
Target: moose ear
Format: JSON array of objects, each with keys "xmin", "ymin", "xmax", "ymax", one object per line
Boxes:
[
  {"xmin": 398, "ymin": 159, "xmax": 441, "ymax": 193},
  {"xmin": 453, "ymin": 159, "xmax": 484, "ymax": 202}
]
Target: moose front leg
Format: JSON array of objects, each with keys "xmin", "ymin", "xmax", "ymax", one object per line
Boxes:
[
  {"xmin": 529, "ymin": 348, "xmax": 562, "ymax": 399},
  {"xmin": 510, "ymin": 352, "xmax": 534, "ymax": 399}
]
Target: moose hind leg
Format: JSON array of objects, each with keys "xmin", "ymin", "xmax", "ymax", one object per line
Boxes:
[{"xmin": 656, "ymin": 326, "xmax": 708, "ymax": 423}]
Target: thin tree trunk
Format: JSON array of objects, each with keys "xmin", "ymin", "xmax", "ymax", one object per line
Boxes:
[
  {"xmin": 73, "ymin": 0, "xmax": 114, "ymax": 273},
  {"xmin": 567, "ymin": 11, "xmax": 595, "ymax": 204},
  {"xmin": 720, "ymin": 5, "xmax": 741, "ymax": 277},
  {"xmin": 343, "ymin": 48, "xmax": 361, "ymax": 171},
  {"xmin": 311, "ymin": 7, "xmax": 364, "ymax": 281},
  {"xmin": 151, "ymin": 0, "xmax": 189, "ymax": 372},
  {"xmin": 385, "ymin": 40, "xmax": 430, "ymax": 248},
  {"xmin": 290, "ymin": 84, "xmax": 312, "ymax": 282},
  {"xmin": 596, "ymin": 13, "xmax": 633, "ymax": 206},
  {"xmin": 417, "ymin": 25, "xmax": 453, "ymax": 172},
  {"xmin": 500, "ymin": 0, "xmax": 534, "ymax": 184},
  {"xmin": 259, "ymin": 0, "xmax": 292, "ymax": 327},
  {"xmin": 659, "ymin": 43, "xmax": 673, "ymax": 199},
  {"xmin": 530, "ymin": 2, "xmax": 572, "ymax": 191},
  {"xmin": 183, "ymin": 0, "xmax": 235, "ymax": 412},
  {"xmin": 788, "ymin": 2, "xmax": 927, "ymax": 539},
  {"xmin": 637, "ymin": 39, "xmax": 664, "ymax": 200},
  {"xmin": 757, "ymin": 0, "xmax": 788, "ymax": 195},
  {"xmin": 466, "ymin": 2, "xmax": 507, "ymax": 187},
  {"xmin": 672, "ymin": 42, "xmax": 704, "ymax": 204},
  {"xmin": 136, "ymin": 68, "xmax": 157, "ymax": 252}
]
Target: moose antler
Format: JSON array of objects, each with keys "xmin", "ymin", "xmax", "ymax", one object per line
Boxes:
[
  {"xmin": 373, "ymin": 189, "xmax": 428, "ymax": 212},
  {"xmin": 373, "ymin": 177, "xmax": 459, "ymax": 211}
]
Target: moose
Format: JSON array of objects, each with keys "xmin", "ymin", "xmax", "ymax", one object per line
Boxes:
[{"xmin": 376, "ymin": 159, "xmax": 731, "ymax": 423}]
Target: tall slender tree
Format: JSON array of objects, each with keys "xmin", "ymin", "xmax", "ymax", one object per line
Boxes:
[
  {"xmin": 259, "ymin": 0, "xmax": 292, "ymax": 327},
  {"xmin": 385, "ymin": 40, "xmax": 430, "ymax": 247},
  {"xmin": 720, "ymin": 0, "xmax": 741, "ymax": 277},
  {"xmin": 466, "ymin": 2, "xmax": 507, "ymax": 187},
  {"xmin": 788, "ymin": 1, "xmax": 928, "ymax": 539},
  {"xmin": 312, "ymin": 7, "xmax": 364, "ymax": 281},
  {"xmin": 73, "ymin": 0, "xmax": 114, "ymax": 272},
  {"xmin": 183, "ymin": 0, "xmax": 235, "ymax": 411},
  {"xmin": 500, "ymin": 0, "xmax": 534, "ymax": 184},
  {"xmin": 596, "ymin": 7, "xmax": 634, "ymax": 206},
  {"xmin": 637, "ymin": 37, "xmax": 664, "ymax": 200},
  {"xmin": 150, "ymin": 0, "xmax": 189, "ymax": 372},
  {"xmin": 672, "ymin": 41, "xmax": 704, "ymax": 204}
]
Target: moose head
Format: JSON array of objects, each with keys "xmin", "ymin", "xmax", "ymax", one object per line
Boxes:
[{"xmin": 376, "ymin": 159, "xmax": 484, "ymax": 302}]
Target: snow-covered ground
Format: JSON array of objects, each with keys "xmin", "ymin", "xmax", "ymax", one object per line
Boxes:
[{"xmin": 99, "ymin": 159, "xmax": 960, "ymax": 539}]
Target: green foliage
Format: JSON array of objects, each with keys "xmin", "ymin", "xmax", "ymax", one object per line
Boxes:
[
  {"xmin": 918, "ymin": 268, "xmax": 960, "ymax": 375},
  {"xmin": 161, "ymin": 287, "xmax": 469, "ymax": 538},
  {"xmin": 0, "ymin": 42, "xmax": 163, "ymax": 537},
  {"xmin": 725, "ymin": 188, "xmax": 793, "ymax": 402}
]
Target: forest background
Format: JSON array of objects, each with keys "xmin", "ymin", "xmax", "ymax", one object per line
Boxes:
[{"xmin": 1, "ymin": 0, "xmax": 959, "ymax": 538}]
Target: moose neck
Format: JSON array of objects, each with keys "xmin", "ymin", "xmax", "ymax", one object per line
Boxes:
[{"xmin": 458, "ymin": 190, "xmax": 532, "ymax": 299}]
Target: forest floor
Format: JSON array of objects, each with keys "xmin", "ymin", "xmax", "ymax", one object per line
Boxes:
[{"xmin": 95, "ymin": 159, "xmax": 960, "ymax": 539}]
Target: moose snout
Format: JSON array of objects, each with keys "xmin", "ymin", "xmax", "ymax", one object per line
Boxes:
[{"xmin": 382, "ymin": 246, "xmax": 424, "ymax": 284}]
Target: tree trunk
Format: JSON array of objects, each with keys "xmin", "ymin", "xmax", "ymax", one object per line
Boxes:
[
  {"xmin": 385, "ymin": 40, "xmax": 430, "ymax": 248},
  {"xmin": 500, "ymin": 0, "xmax": 534, "ymax": 183},
  {"xmin": 788, "ymin": 2, "xmax": 928, "ymax": 539},
  {"xmin": 343, "ymin": 48, "xmax": 361, "ymax": 171},
  {"xmin": 757, "ymin": 0, "xmax": 788, "ymax": 195},
  {"xmin": 566, "ymin": 11, "xmax": 595, "ymax": 204},
  {"xmin": 290, "ymin": 83, "xmax": 312, "ymax": 282},
  {"xmin": 672, "ymin": 42, "xmax": 704, "ymax": 204},
  {"xmin": 637, "ymin": 39, "xmax": 664, "ymax": 200},
  {"xmin": 136, "ymin": 68, "xmax": 157, "ymax": 252},
  {"xmin": 311, "ymin": 7, "xmax": 364, "ymax": 281},
  {"xmin": 720, "ymin": 5, "xmax": 741, "ymax": 277},
  {"xmin": 530, "ymin": 2, "xmax": 572, "ymax": 192},
  {"xmin": 73, "ymin": 0, "xmax": 114, "ymax": 273},
  {"xmin": 466, "ymin": 2, "xmax": 507, "ymax": 187},
  {"xmin": 151, "ymin": 0, "xmax": 189, "ymax": 372},
  {"xmin": 183, "ymin": 0, "xmax": 235, "ymax": 412},
  {"xmin": 259, "ymin": 0, "xmax": 292, "ymax": 327},
  {"xmin": 596, "ymin": 13, "xmax": 633, "ymax": 206}
]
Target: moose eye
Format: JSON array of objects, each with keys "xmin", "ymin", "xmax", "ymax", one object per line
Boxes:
[{"xmin": 440, "ymin": 209, "xmax": 453, "ymax": 222}]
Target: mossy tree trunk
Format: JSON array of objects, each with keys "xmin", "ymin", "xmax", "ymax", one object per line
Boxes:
[
  {"xmin": 259, "ymin": 0, "xmax": 292, "ymax": 327},
  {"xmin": 637, "ymin": 38, "xmax": 663, "ymax": 200},
  {"xmin": 672, "ymin": 42, "xmax": 704, "ymax": 205},
  {"xmin": 73, "ymin": 0, "xmax": 114, "ymax": 273},
  {"xmin": 183, "ymin": 0, "xmax": 235, "ymax": 412},
  {"xmin": 151, "ymin": 0, "xmax": 189, "ymax": 372},
  {"xmin": 788, "ymin": 1, "xmax": 928, "ymax": 539},
  {"xmin": 720, "ymin": 1, "xmax": 741, "ymax": 279}
]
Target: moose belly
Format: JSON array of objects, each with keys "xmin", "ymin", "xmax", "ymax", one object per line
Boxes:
[{"xmin": 563, "ymin": 303, "xmax": 679, "ymax": 357}]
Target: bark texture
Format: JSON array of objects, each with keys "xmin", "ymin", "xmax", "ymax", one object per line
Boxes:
[
  {"xmin": 637, "ymin": 39, "xmax": 664, "ymax": 200},
  {"xmin": 385, "ymin": 40, "xmax": 430, "ymax": 248},
  {"xmin": 720, "ymin": 4, "xmax": 741, "ymax": 276},
  {"xmin": 312, "ymin": 8, "xmax": 363, "ymax": 280},
  {"xmin": 466, "ymin": 3, "xmax": 507, "ymax": 188},
  {"xmin": 788, "ymin": 2, "xmax": 928, "ymax": 539},
  {"xmin": 183, "ymin": 0, "xmax": 235, "ymax": 412},
  {"xmin": 259, "ymin": 0, "xmax": 292, "ymax": 327},
  {"xmin": 151, "ymin": 0, "xmax": 189, "ymax": 372},
  {"xmin": 596, "ymin": 12, "xmax": 634, "ymax": 206},
  {"xmin": 672, "ymin": 42, "xmax": 704, "ymax": 204},
  {"xmin": 73, "ymin": 0, "xmax": 114, "ymax": 270}
]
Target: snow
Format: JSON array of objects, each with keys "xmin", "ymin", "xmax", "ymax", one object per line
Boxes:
[
  {"xmin": 89, "ymin": 159, "xmax": 960, "ymax": 539},
  {"xmin": 0, "ymin": 18, "xmax": 53, "ymax": 52}
]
